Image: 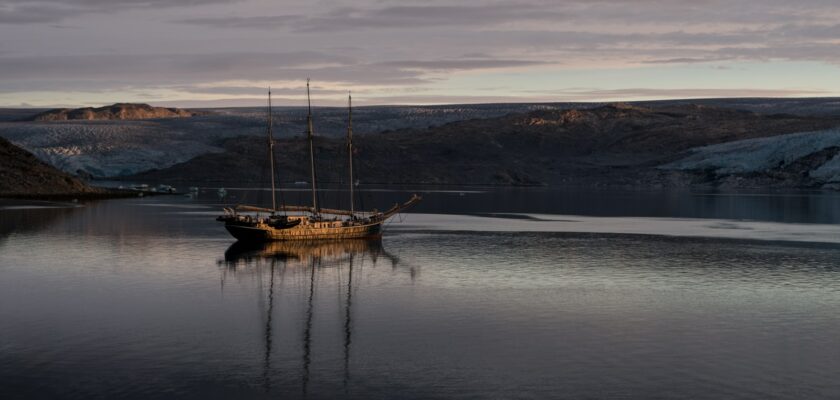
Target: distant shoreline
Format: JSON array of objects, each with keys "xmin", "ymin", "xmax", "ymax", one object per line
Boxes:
[{"xmin": 0, "ymin": 188, "xmax": 179, "ymax": 201}]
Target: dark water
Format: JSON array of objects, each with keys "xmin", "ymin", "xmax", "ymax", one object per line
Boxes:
[{"xmin": 2, "ymin": 188, "xmax": 840, "ymax": 399}]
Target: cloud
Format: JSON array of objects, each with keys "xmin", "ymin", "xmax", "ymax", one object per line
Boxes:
[
  {"xmin": 377, "ymin": 59, "xmax": 551, "ymax": 71},
  {"xmin": 150, "ymin": 97, "xmax": 303, "ymax": 108},
  {"xmin": 353, "ymin": 87, "xmax": 832, "ymax": 106},
  {"xmin": 0, "ymin": 52, "xmax": 352, "ymax": 82},
  {"xmin": 179, "ymin": 3, "xmax": 567, "ymax": 32},
  {"xmin": 0, "ymin": 0, "xmax": 238, "ymax": 24},
  {"xmin": 529, "ymin": 87, "xmax": 832, "ymax": 100},
  {"xmin": 0, "ymin": 4, "xmax": 86, "ymax": 24},
  {"xmin": 174, "ymin": 1, "xmax": 840, "ymax": 36},
  {"xmin": 171, "ymin": 1, "xmax": 840, "ymax": 67},
  {"xmin": 0, "ymin": 51, "xmax": 548, "ymax": 95},
  {"xmin": 174, "ymin": 15, "xmax": 297, "ymax": 29},
  {"xmin": 641, "ymin": 57, "xmax": 735, "ymax": 65},
  {"xmin": 5, "ymin": 0, "xmax": 840, "ymax": 106},
  {"xmin": 2, "ymin": 0, "xmax": 236, "ymax": 8},
  {"xmin": 167, "ymin": 85, "xmax": 350, "ymax": 96}
]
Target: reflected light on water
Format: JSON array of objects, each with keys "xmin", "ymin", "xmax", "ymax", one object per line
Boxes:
[{"xmin": 2, "ymin": 192, "xmax": 840, "ymax": 399}]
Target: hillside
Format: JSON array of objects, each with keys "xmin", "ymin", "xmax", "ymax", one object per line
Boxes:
[
  {"xmin": 126, "ymin": 104, "xmax": 840, "ymax": 187},
  {"xmin": 0, "ymin": 103, "xmax": 546, "ymax": 178},
  {"xmin": 0, "ymin": 136, "xmax": 99, "ymax": 195},
  {"xmin": 28, "ymin": 103, "xmax": 198, "ymax": 121},
  {"xmin": 4, "ymin": 98, "xmax": 840, "ymax": 181}
]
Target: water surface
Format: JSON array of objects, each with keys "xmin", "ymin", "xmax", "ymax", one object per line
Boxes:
[{"xmin": 2, "ymin": 188, "xmax": 840, "ymax": 399}]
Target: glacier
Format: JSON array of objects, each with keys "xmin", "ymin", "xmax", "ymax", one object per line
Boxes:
[
  {"xmin": 0, "ymin": 104, "xmax": 552, "ymax": 178},
  {"xmin": 664, "ymin": 127, "xmax": 840, "ymax": 182},
  {"xmin": 0, "ymin": 120, "xmax": 235, "ymax": 177}
]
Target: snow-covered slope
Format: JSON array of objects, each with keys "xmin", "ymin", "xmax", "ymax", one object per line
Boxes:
[
  {"xmin": 0, "ymin": 120, "xmax": 233, "ymax": 177},
  {"xmin": 664, "ymin": 128, "xmax": 840, "ymax": 182},
  {"xmin": 4, "ymin": 101, "xmax": 840, "ymax": 185},
  {"xmin": 0, "ymin": 104, "xmax": 545, "ymax": 178}
]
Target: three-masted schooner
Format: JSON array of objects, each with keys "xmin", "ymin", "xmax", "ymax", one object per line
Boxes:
[{"xmin": 217, "ymin": 80, "xmax": 420, "ymax": 242}]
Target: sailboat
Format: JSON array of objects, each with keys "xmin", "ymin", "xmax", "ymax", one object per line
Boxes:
[{"xmin": 217, "ymin": 80, "xmax": 421, "ymax": 242}]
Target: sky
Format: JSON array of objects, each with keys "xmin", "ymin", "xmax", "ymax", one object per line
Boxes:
[{"xmin": 1, "ymin": 0, "xmax": 840, "ymax": 107}]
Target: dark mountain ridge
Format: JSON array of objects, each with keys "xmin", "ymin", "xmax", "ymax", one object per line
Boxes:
[{"xmin": 125, "ymin": 103, "xmax": 840, "ymax": 187}]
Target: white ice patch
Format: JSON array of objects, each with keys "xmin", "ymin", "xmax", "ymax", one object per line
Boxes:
[
  {"xmin": 0, "ymin": 120, "xmax": 232, "ymax": 177},
  {"xmin": 663, "ymin": 128, "xmax": 840, "ymax": 174},
  {"xmin": 809, "ymin": 153, "xmax": 840, "ymax": 182}
]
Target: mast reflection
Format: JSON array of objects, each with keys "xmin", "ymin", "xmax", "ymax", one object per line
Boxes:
[
  {"xmin": 219, "ymin": 239, "xmax": 416, "ymax": 396},
  {"xmin": 343, "ymin": 252, "xmax": 353, "ymax": 392},
  {"xmin": 302, "ymin": 257, "xmax": 315, "ymax": 397},
  {"xmin": 262, "ymin": 261, "xmax": 276, "ymax": 393}
]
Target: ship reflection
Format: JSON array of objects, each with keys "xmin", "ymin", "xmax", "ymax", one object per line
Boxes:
[
  {"xmin": 219, "ymin": 239, "xmax": 416, "ymax": 396},
  {"xmin": 224, "ymin": 238, "xmax": 382, "ymax": 265}
]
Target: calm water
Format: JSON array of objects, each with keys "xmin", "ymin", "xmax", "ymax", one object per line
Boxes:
[{"xmin": 2, "ymin": 188, "xmax": 840, "ymax": 399}]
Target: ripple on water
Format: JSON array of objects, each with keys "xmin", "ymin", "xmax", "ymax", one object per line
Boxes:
[{"xmin": 2, "ymin": 199, "xmax": 840, "ymax": 399}]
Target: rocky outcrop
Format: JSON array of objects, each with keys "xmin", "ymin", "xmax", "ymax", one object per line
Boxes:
[
  {"xmin": 0, "ymin": 136, "xmax": 99, "ymax": 195},
  {"xmin": 28, "ymin": 103, "xmax": 198, "ymax": 121}
]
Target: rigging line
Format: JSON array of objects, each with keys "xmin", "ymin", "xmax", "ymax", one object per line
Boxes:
[
  {"xmin": 272, "ymin": 92, "xmax": 288, "ymax": 215},
  {"xmin": 355, "ymin": 138, "xmax": 365, "ymax": 214},
  {"xmin": 306, "ymin": 78, "xmax": 320, "ymax": 215},
  {"xmin": 315, "ymin": 142, "xmax": 323, "ymax": 214},
  {"xmin": 358, "ymin": 186, "xmax": 366, "ymax": 216},
  {"xmin": 382, "ymin": 216, "xmax": 395, "ymax": 234},
  {"xmin": 332, "ymin": 138, "xmax": 344, "ymax": 213},
  {"xmin": 251, "ymin": 114, "xmax": 272, "ymax": 209},
  {"xmin": 278, "ymin": 172, "xmax": 287, "ymax": 216},
  {"xmin": 347, "ymin": 90, "xmax": 355, "ymax": 218},
  {"xmin": 381, "ymin": 206, "xmax": 408, "ymax": 234},
  {"xmin": 268, "ymin": 86, "xmax": 277, "ymax": 211}
]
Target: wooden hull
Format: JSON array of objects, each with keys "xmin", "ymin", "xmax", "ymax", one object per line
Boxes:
[{"xmin": 225, "ymin": 220, "xmax": 382, "ymax": 242}]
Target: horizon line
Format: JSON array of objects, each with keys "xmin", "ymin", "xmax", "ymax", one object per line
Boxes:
[{"xmin": 5, "ymin": 95, "xmax": 840, "ymax": 110}]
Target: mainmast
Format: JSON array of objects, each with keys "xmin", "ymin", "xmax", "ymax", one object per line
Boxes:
[
  {"xmin": 347, "ymin": 92, "xmax": 355, "ymax": 216},
  {"xmin": 268, "ymin": 87, "xmax": 277, "ymax": 211},
  {"xmin": 306, "ymin": 79, "xmax": 319, "ymax": 214}
]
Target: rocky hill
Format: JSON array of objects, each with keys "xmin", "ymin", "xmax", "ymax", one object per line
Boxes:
[
  {"xmin": 0, "ymin": 136, "xmax": 99, "ymax": 195},
  {"xmin": 5, "ymin": 98, "xmax": 840, "ymax": 181},
  {"xmin": 126, "ymin": 103, "xmax": 840, "ymax": 187},
  {"xmin": 0, "ymin": 103, "xmax": 548, "ymax": 178},
  {"xmin": 28, "ymin": 103, "xmax": 198, "ymax": 121}
]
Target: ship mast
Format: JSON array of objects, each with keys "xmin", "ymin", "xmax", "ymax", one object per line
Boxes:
[
  {"xmin": 268, "ymin": 87, "xmax": 277, "ymax": 211},
  {"xmin": 347, "ymin": 92, "xmax": 355, "ymax": 216},
  {"xmin": 306, "ymin": 79, "xmax": 319, "ymax": 214}
]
